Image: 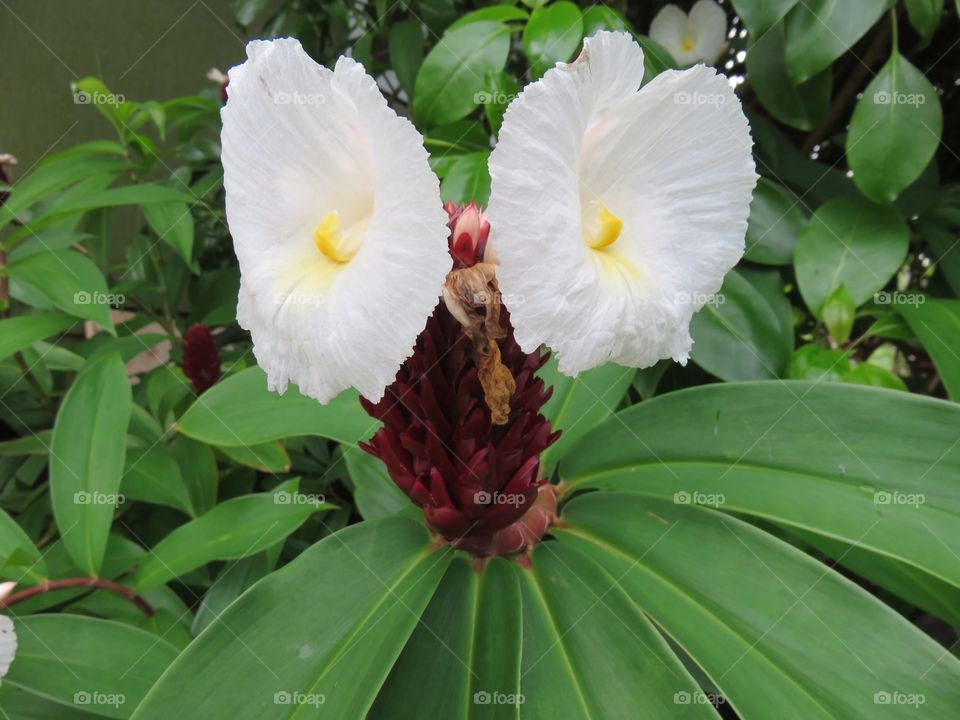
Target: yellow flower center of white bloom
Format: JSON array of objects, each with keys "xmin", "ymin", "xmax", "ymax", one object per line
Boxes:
[
  {"xmin": 313, "ymin": 210, "xmax": 367, "ymax": 263},
  {"xmin": 682, "ymin": 34, "xmax": 695, "ymax": 52},
  {"xmin": 583, "ymin": 201, "xmax": 623, "ymax": 250}
]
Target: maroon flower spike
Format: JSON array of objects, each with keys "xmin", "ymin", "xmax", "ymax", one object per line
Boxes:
[
  {"xmin": 182, "ymin": 323, "xmax": 222, "ymax": 393},
  {"xmin": 361, "ymin": 203, "xmax": 560, "ymax": 558}
]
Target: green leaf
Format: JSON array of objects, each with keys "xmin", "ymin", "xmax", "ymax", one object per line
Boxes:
[
  {"xmin": 190, "ymin": 552, "xmax": 278, "ymax": 635},
  {"xmin": 904, "ymin": 0, "xmax": 944, "ymax": 45},
  {"xmin": 344, "ymin": 446, "xmax": 418, "ymax": 521},
  {"xmin": 133, "ymin": 518, "xmax": 451, "ymax": 718},
  {"xmin": 847, "ymin": 49, "xmax": 944, "ymax": 204},
  {"xmin": 557, "ymin": 494, "xmax": 960, "ymax": 717},
  {"xmin": 171, "ymin": 436, "xmax": 218, "ymax": 515},
  {"xmin": 794, "ymin": 197, "xmax": 909, "ymax": 316},
  {"xmin": 176, "ymin": 366, "xmax": 373, "ymax": 447},
  {"xmin": 784, "ymin": 0, "xmax": 893, "ymax": 83},
  {"xmin": 440, "ymin": 152, "xmax": 491, "ymax": 205},
  {"xmin": 746, "ymin": 20, "xmax": 832, "ymax": 130},
  {"xmin": 389, "ymin": 19, "xmax": 424, "ymax": 98},
  {"xmin": 5, "ymin": 614, "xmax": 178, "ymax": 719},
  {"xmin": 142, "ymin": 201, "xmax": 194, "ymax": 267},
  {"xmin": 636, "ymin": 35, "xmax": 678, "ymax": 82},
  {"xmin": 481, "ymin": 71, "xmax": 519, "ymax": 136},
  {"xmin": 537, "ymin": 358, "xmax": 634, "ymax": 474},
  {"xmin": 523, "ymin": 1, "xmax": 584, "ymax": 78},
  {"xmin": 729, "ymin": 0, "xmax": 800, "ymax": 33},
  {"xmin": 133, "ymin": 479, "xmax": 328, "ymax": 591},
  {"xmin": 560, "ymin": 381, "xmax": 960, "ymax": 589},
  {"xmin": 822, "ymin": 283, "xmax": 855, "ymax": 343},
  {"xmin": 581, "ymin": 5, "xmax": 631, "ymax": 35},
  {"xmin": 689, "ymin": 268, "xmax": 793, "ymax": 381},
  {"xmin": 844, "ymin": 362, "xmax": 908, "ymax": 391},
  {"xmin": 414, "ymin": 22, "xmax": 512, "ymax": 127},
  {"xmin": 744, "ymin": 178, "xmax": 805, "ymax": 265},
  {"xmin": 448, "ymin": 5, "xmax": 529, "ymax": 30},
  {"xmin": 121, "ymin": 445, "xmax": 195, "ymax": 516},
  {"xmin": 217, "ymin": 441, "xmax": 290, "ymax": 473},
  {"xmin": 233, "ymin": 0, "xmax": 270, "ymax": 26},
  {"xmin": 897, "ymin": 298, "xmax": 960, "ymax": 400},
  {"xmin": 7, "ymin": 250, "xmax": 115, "ymax": 332},
  {"xmin": 50, "ymin": 353, "xmax": 132, "ymax": 575},
  {"xmin": 786, "ymin": 343, "xmax": 850, "ymax": 380},
  {"xmin": 0, "ymin": 507, "xmax": 46, "ymax": 582},
  {"xmin": 0, "ymin": 430, "xmax": 51, "ymax": 457},
  {"xmin": 0, "ymin": 313, "xmax": 75, "ymax": 363}
]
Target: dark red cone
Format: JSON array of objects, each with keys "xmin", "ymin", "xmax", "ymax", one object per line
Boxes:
[
  {"xmin": 182, "ymin": 323, "xmax": 222, "ymax": 393},
  {"xmin": 360, "ymin": 204, "xmax": 560, "ymax": 557}
]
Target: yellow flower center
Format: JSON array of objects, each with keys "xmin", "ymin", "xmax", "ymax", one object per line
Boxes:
[
  {"xmin": 583, "ymin": 201, "xmax": 623, "ymax": 250},
  {"xmin": 682, "ymin": 35, "xmax": 695, "ymax": 52},
  {"xmin": 313, "ymin": 210, "xmax": 366, "ymax": 263}
]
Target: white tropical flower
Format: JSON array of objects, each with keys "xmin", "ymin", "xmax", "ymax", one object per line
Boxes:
[
  {"xmin": 487, "ymin": 31, "xmax": 756, "ymax": 375},
  {"xmin": 222, "ymin": 39, "xmax": 451, "ymax": 403},
  {"xmin": 0, "ymin": 615, "xmax": 14, "ymax": 681},
  {"xmin": 650, "ymin": 0, "xmax": 728, "ymax": 66}
]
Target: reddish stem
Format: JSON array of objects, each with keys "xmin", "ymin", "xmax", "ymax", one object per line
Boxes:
[{"xmin": 0, "ymin": 577, "xmax": 155, "ymax": 617}]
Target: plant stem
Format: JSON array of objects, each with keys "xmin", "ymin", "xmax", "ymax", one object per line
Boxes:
[{"xmin": 0, "ymin": 577, "xmax": 155, "ymax": 617}]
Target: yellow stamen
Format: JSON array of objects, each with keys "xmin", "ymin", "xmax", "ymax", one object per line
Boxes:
[
  {"xmin": 585, "ymin": 201, "xmax": 623, "ymax": 250},
  {"xmin": 682, "ymin": 35, "xmax": 695, "ymax": 52},
  {"xmin": 313, "ymin": 210, "xmax": 364, "ymax": 264}
]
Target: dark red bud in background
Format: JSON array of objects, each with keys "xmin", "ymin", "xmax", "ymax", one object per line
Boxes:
[{"xmin": 182, "ymin": 323, "xmax": 222, "ymax": 393}]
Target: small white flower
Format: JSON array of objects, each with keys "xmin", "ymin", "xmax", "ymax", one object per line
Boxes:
[
  {"xmin": 650, "ymin": 0, "xmax": 728, "ymax": 66},
  {"xmin": 0, "ymin": 615, "xmax": 14, "ymax": 681},
  {"xmin": 487, "ymin": 31, "xmax": 756, "ymax": 375},
  {"xmin": 222, "ymin": 39, "xmax": 450, "ymax": 403}
]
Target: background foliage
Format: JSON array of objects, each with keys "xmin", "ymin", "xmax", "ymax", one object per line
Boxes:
[{"xmin": 0, "ymin": 0, "xmax": 959, "ymax": 717}]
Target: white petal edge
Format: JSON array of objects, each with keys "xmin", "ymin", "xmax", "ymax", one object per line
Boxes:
[
  {"xmin": 222, "ymin": 39, "xmax": 450, "ymax": 403},
  {"xmin": 488, "ymin": 31, "xmax": 758, "ymax": 375},
  {"xmin": 0, "ymin": 615, "xmax": 16, "ymax": 679}
]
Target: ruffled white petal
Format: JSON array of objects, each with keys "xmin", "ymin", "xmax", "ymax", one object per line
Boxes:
[
  {"xmin": 222, "ymin": 39, "xmax": 450, "ymax": 403},
  {"xmin": 0, "ymin": 615, "xmax": 16, "ymax": 679},
  {"xmin": 650, "ymin": 1, "xmax": 727, "ymax": 65},
  {"xmin": 689, "ymin": 0, "xmax": 728, "ymax": 65},
  {"xmin": 488, "ymin": 31, "xmax": 757, "ymax": 375}
]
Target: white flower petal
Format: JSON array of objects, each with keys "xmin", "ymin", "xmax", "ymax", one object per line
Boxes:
[
  {"xmin": 222, "ymin": 39, "xmax": 450, "ymax": 403},
  {"xmin": 689, "ymin": 0, "xmax": 728, "ymax": 64},
  {"xmin": 488, "ymin": 31, "xmax": 757, "ymax": 375},
  {"xmin": 0, "ymin": 615, "xmax": 16, "ymax": 679},
  {"xmin": 650, "ymin": 4, "xmax": 698, "ymax": 65}
]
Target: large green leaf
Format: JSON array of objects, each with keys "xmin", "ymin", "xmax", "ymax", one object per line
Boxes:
[
  {"xmin": 7, "ymin": 250, "xmax": 115, "ymax": 331},
  {"xmin": 132, "ymin": 479, "xmax": 328, "ymax": 591},
  {"xmin": 557, "ymin": 494, "xmax": 960, "ymax": 718},
  {"xmin": 746, "ymin": 21, "xmax": 831, "ymax": 131},
  {"xmin": 784, "ymin": 0, "xmax": 893, "ymax": 83},
  {"xmin": 0, "ymin": 313, "xmax": 75, "ymax": 364},
  {"xmin": 50, "ymin": 354, "xmax": 132, "ymax": 575},
  {"xmin": 689, "ymin": 268, "xmax": 793, "ymax": 381},
  {"xmin": 142, "ymin": 201, "xmax": 194, "ymax": 266},
  {"xmin": 389, "ymin": 19, "xmax": 425, "ymax": 98},
  {"xmin": 522, "ymin": 1, "xmax": 583, "ymax": 79},
  {"xmin": 120, "ymin": 445, "xmax": 195, "ymax": 516},
  {"xmin": 904, "ymin": 0, "xmax": 944, "ymax": 45},
  {"xmin": 560, "ymin": 381, "xmax": 960, "ymax": 589},
  {"xmin": 175, "ymin": 366, "xmax": 372, "ymax": 447},
  {"xmin": 5, "ymin": 614, "xmax": 178, "ymax": 719},
  {"xmin": 414, "ymin": 22, "xmax": 512, "ymax": 127},
  {"xmin": 537, "ymin": 358, "xmax": 634, "ymax": 474},
  {"xmin": 794, "ymin": 197, "xmax": 909, "ymax": 316},
  {"xmin": 0, "ymin": 507, "xmax": 46, "ymax": 582},
  {"xmin": 343, "ymin": 446, "xmax": 418, "ymax": 521},
  {"xmin": 743, "ymin": 178, "xmax": 805, "ymax": 265},
  {"xmin": 440, "ymin": 152, "xmax": 492, "ymax": 205},
  {"xmin": 133, "ymin": 518, "xmax": 451, "ymax": 718},
  {"xmin": 729, "ymin": 0, "xmax": 800, "ymax": 33},
  {"xmin": 897, "ymin": 298, "xmax": 960, "ymax": 400},
  {"xmin": 847, "ymin": 49, "xmax": 944, "ymax": 204}
]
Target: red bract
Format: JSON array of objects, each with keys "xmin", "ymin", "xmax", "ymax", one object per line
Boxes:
[
  {"xmin": 182, "ymin": 323, "xmax": 222, "ymax": 393},
  {"xmin": 360, "ymin": 204, "xmax": 559, "ymax": 558}
]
